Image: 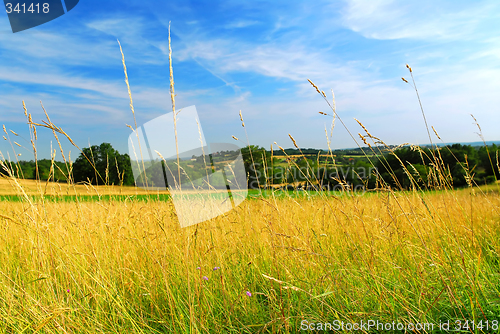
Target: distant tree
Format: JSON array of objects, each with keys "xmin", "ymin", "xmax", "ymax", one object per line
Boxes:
[
  {"xmin": 2, "ymin": 159, "xmax": 69, "ymax": 181},
  {"xmin": 375, "ymin": 144, "xmax": 498, "ymax": 189},
  {"xmin": 478, "ymin": 144, "xmax": 499, "ymax": 182},
  {"xmin": 72, "ymin": 143, "xmax": 134, "ymax": 185},
  {"xmin": 240, "ymin": 145, "xmax": 277, "ymax": 188}
]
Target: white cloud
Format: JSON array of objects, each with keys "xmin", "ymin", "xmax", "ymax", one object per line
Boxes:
[
  {"xmin": 167, "ymin": 15, "xmax": 500, "ymax": 146},
  {"xmin": 0, "ymin": 65, "xmax": 126, "ymax": 98},
  {"xmin": 176, "ymin": 38, "xmax": 359, "ymax": 90},
  {"xmin": 0, "ymin": 30, "xmax": 120, "ymax": 66},
  {"xmin": 340, "ymin": 0, "xmax": 499, "ymax": 41},
  {"xmin": 224, "ymin": 20, "xmax": 260, "ymax": 29}
]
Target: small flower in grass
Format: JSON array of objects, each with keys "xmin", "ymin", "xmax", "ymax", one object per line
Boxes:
[
  {"xmin": 202, "ymin": 276, "xmax": 209, "ymax": 281},
  {"xmin": 66, "ymin": 289, "xmax": 70, "ymax": 293},
  {"xmin": 196, "ymin": 267, "xmax": 201, "ymax": 270},
  {"xmin": 246, "ymin": 291, "xmax": 252, "ymax": 297},
  {"xmin": 213, "ymin": 267, "xmax": 220, "ymax": 271}
]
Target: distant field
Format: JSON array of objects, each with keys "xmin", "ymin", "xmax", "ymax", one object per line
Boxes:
[
  {"xmin": 0, "ymin": 178, "xmax": 168, "ymax": 196},
  {"xmin": 1, "ymin": 178, "xmax": 498, "ymax": 201}
]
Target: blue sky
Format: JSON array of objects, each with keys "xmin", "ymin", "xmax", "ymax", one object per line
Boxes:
[{"xmin": 1, "ymin": 0, "xmax": 499, "ymax": 161}]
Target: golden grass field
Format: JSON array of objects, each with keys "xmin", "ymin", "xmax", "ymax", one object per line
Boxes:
[
  {"xmin": 0, "ymin": 178, "xmax": 169, "ymax": 196},
  {"xmin": 0, "ymin": 36, "xmax": 498, "ymax": 333},
  {"xmin": 0, "ymin": 176, "xmax": 499, "ymax": 332}
]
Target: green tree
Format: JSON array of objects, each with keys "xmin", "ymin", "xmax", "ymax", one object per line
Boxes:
[
  {"xmin": 72, "ymin": 143, "xmax": 134, "ymax": 186},
  {"xmin": 376, "ymin": 144, "xmax": 487, "ymax": 189},
  {"xmin": 478, "ymin": 144, "xmax": 499, "ymax": 182},
  {"xmin": 240, "ymin": 145, "xmax": 273, "ymax": 189}
]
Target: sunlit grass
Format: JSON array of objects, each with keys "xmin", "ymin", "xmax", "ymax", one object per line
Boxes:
[{"xmin": 0, "ymin": 182, "xmax": 499, "ymax": 332}]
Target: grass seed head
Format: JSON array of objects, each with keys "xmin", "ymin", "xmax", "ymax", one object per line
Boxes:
[
  {"xmin": 274, "ymin": 142, "xmax": 285, "ymax": 151},
  {"xmin": 22, "ymin": 101, "xmax": 28, "ymax": 117},
  {"xmin": 432, "ymin": 126, "xmax": 441, "ymax": 140},
  {"xmin": 239, "ymin": 111, "xmax": 245, "ymax": 127},
  {"xmin": 307, "ymin": 79, "xmax": 321, "ymax": 94},
  {"xmin": 359, "ymin": 133, "xmax": 369, "ymax": 146},
  {"xmin": 288, "ymin": 134, "xmax": 298, "ymax": 149},
  {"xmin": 354, "ymin": 118, "xmax": 373, "ymax": 137},
  {"xmin": 331, "ymin": 90, "xmax": 336, "ymax": 114}
]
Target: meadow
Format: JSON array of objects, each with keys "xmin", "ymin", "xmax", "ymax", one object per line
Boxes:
[
  {"xmin": 0, "ymin": 38, "xmax": 499, "ymax": 333},
  {"xmin": 0, "ymin": 176, "xmax": 499, "ymax": 333}
]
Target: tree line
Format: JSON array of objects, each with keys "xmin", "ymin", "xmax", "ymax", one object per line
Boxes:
[
  {"xmin": 1, "ymin": 143, "xmax": 135, "ymax": 186},
  {"xmin": 377, "ymin": 143, "xmax": 499, "ymax": 189},
  {"xmin": 1, "ymin": 142, "xmax": 498, "ymax": 190},
  {"xmin": 240, "ymin": 143, "xmax": 499, "ymax": 190}
]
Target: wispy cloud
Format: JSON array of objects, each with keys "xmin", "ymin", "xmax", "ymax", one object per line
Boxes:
[
  {"xmin": 224, "ymin": 20, "xmax": 260, "ymax": 29},
  {"xmin": 340, "ymin": 0, "xmax": 499, "ymax": 41}
]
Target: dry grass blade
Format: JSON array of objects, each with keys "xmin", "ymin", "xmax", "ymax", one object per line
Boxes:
[
  {"xmin": 288, "ymin": 134, "xmax": 298, "ymax": 149},
  {"xmin": 168, "ymin": 22, "xmax": 182, "ymax": 189},
  {"xmin": 432, "ymin": 126, "xmax": 441, "ymax": 140},
  {"xmin": 307, "ymin": 78, "xmax": 321, "ymax": 94},
  {"xmin": 262, "ymin": 274, "xmax": 306, "ymax": 293},
  {"xmin": 30, "ymin": 116, "xmax": 104, "ymax": 185},
  {"xmin": 118, "ymin": 39, "xmax": 148, "ymax": 189}
]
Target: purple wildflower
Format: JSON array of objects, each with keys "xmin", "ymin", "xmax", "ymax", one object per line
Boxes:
[
  {"xmin": 202, "ymin": 276, "xmax": 209, "ymax": 281},
  {"xmin": 246, "ymin": 291, "xmax": 252, "ymax": 297},
  {"xmin": 213, "ymin": 267, "xmax": 220, "ymax": 271},
  {"xmin": 196, "ymin": 267, "xmax": 201, "ymax": 270},
  {"xmin": 66, "ymin": 289, "xmax": 70, "ymax": 293}
]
